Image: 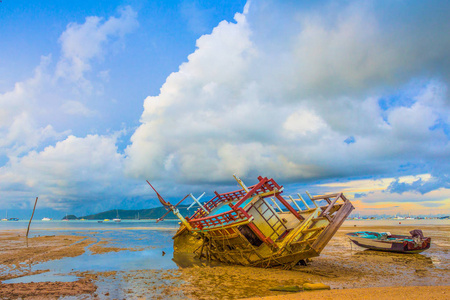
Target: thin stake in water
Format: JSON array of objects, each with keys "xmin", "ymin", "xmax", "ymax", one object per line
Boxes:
[{"xmin": 26, "ymin": 197, "xmax": 38, "ymax": 247}]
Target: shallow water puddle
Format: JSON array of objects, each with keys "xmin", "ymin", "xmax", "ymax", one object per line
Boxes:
[
  {"xmin": 34, "ymin": 246, "xmax": 176, "ymax": 273},
  {"xmin": 3, "ymin": 272, "xmax": 79, "ymax": 284},
  {"xmin": 3, "ymin": 228, "xmax": 177, "ymax": 284}
]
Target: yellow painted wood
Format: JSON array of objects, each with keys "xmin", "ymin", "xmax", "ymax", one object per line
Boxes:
[
  {"xmin": 276, "ymin": 208, "xmax": 319, "ymax": 251},
  {"xmin": 233, "ymin": 174, "xmax": 249, "ymax": 192},
  {"xmin": 192, "ymin": 218, "xmax": 253, "ymax": 233},
  {"xmin": 173, "ymin": 209, "xmax": 193, "ymax": 231}
]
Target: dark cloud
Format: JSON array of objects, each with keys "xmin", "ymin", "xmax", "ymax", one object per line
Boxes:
[
  {"xmin": 387, "ymin": 174, "xmax": 450, "ymax": 195},
  {"xmin": 353, "ymin": 192, "xmax": 366, "ymax": 198}
]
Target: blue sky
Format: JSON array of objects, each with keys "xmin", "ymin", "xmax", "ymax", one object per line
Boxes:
[{"xmin": 1, "ymin": 0, "xmax": 449, "ymax": 219}]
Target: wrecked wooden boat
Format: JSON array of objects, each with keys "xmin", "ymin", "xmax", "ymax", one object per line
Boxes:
[
  {"xmin": 346, "ymin": 230, "xmax": 431, "ymax": 254},
  {"xmin": 147, "ymin": 175, "xmax": 354, "ymax": 268}
]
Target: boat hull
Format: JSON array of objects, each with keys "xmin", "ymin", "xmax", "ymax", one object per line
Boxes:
[
  {"xmin": 173, "ymin": 226, "xmax": 322, "ymax": 267},
  {"xmin": 149, "ymin": 176, "xmax": 355, "ymax": 269},
  {"xmin": 347, "ymin": 231, "xmax": 431, "ymax": 254},
  {"xmin": 174, "ymin": 197, "xmax": 355, "ymax": 268}
]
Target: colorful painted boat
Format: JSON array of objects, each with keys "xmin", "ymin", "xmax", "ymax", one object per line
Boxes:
[
  {"xmin": 346, "ymin": 230, "xmax": 431, "ymax": 253},
  {"xmin": 147, "ymin": 175, "xmax": 354, "ymax": 269}
]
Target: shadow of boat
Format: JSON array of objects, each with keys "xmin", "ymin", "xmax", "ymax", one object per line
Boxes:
[{"xmin": 352, "ymin": 249, "xmax": 434, "ymax": 265}]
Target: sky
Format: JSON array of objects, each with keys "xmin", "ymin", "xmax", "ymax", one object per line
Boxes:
[{"xmin": 1, "ymin": 0, "xmax": 449, "ymax": 219}]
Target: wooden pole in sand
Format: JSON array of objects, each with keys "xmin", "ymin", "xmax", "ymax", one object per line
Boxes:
[{"xmin": 26, "ymin": 197, "xmax": 38, "ymax": 247}]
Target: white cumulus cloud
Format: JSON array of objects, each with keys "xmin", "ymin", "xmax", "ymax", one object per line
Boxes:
[
  {"xmin": 0, "ymin": 6, "xmax": 139, "ymax": 212},
  {"xmin": 126, "ymin": 0, "xmax": 450, "ymax": 194},
  {"xmin": 0, "ymin": 134, "xmax": 132, "ymax": 212},
  {"xmin": 56, "ymin": 6, "xmax": 138, "ymax": 84}
]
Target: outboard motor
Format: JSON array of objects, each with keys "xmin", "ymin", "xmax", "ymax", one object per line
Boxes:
[{"xmin": 410, "ymin": 229, "xmax": 425, "ymax": 246}]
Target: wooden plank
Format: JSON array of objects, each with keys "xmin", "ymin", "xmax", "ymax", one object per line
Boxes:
[
  {"xmin": 324, "ymin": 214, "xmax": 332, "ymax": 222},
  {"xmin": 320, "ymin": 193, "xmax": 342, "ymax": 217},
  {"xmin": 210, "ymin": 232, "xmax": 240, "ymax": 240},
  {"xmin": 302, "ymin": 225, "xmax": 327, "ymax": 233},
  {"xmin": 275, "ymin": 193, "xmax": 304, "ymax": 221},
  {"xmin": 288, "ymin": 195, "xmax": 302, "ymax": 212},
  {"xmin": 299, "ymin": 208, "xmax": 319, "ymax": 214},
  {"xmin": 319, "ymin": 203, "xmax": 343, "ymax": 211},
  {"xmin": 250, "ymin": 248, "xmax": 320, "ymax": 268},
  {"xmin": 297, "ymin": 193, "xmax": 311, "ymax": 209},
  {"xmin": 291, "ymin": 238, "xmax": 318, "ymax": 246},
  {"xmin": 270, "ymin": 197, "xmax": 283, "ymax": 212},
  {"xmin": 232, "ymin": 178, "xmax": 266, "ymax": 209},
  {"xmin": 246, "ymin": 222, "xmax": 275, "ymax": 246},
  {"xmin": 311, "ymin": 201, "xmax": 354, "ymax": 252},
  {"xmin": 310, "ymin": 193, "xmax": 340, "ymax": 200},
  {"xmin": 276, "ymin": 208, "xmax": 320, "ymax": 250},
  {"xmin": 237, "ymin": 234, "xmax": 265, "ymax": 260}
]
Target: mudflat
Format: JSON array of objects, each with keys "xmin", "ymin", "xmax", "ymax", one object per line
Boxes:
[
  {"xmin": 0, "ymin": 220, "xmax": 448, "ymax": 299},
  {"xmin": 243, "ymin": 286, "xmax": 450, "ymax": 300},
  {"xmin": 0, "ymin": 230, "xmax": 133, "ymax": 299}
]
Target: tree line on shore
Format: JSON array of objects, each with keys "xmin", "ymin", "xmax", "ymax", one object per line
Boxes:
[{"xmin": 64, "ymin": 205, "xmax": 192, "ymax": 220}]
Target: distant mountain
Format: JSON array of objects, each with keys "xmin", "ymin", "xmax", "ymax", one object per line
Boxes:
[
  {"xmin": 62, "ymin": 214, "xmax": 77, "ymax": 220},
  {"xmin": 78, "ymin": 205, "xmax": 194, "ymax": 220}
]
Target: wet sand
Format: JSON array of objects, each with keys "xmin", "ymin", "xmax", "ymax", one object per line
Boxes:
[
  {"xmin": 244, "ymin": 286, "xmax": 450, "ymax": 300},
  {"xmin": 239, "ymin": 221, "xmax": 450, "ymax": 300},
  {"xmin": 0, "ymin": 220, "xmax": 448, "ymax": 299},
  {"xmin": 0, "ymin": 232, "xmax": 93, "ymax": 281},
  {"xmin": 0, "ymin": 230, "xmax": 134, "ymax": 298},
  {"xmin": 0, "ymin": 278, "xmax": 96, "ymax": 299}
]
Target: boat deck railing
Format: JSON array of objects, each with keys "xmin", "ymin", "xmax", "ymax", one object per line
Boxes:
[
  {"xmin": 189, "ymin": 176, "xmax": 283, "ymax": 220},
  {"xmin": 188, "ymin": 207, "xmax": 251, "ymax": 231}
]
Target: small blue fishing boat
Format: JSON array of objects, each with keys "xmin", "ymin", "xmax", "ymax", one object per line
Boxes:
[{"xmin": 346, "ymin": 230, "xmax": 431, "ymax": 253}]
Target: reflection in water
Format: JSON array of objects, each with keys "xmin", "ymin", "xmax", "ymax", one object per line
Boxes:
[
  {"xmin": 3, "ymin": 228, "xmax": 178, "ymax": 284},
  {"xmin": 3, "ymin": 272, "xmax": 79, "ymax": 284},
  {"xmin": 32, "ymin": 229, "xmax": 177, "ymax": 274},
  {"xmin": 172, "ymin": 252, "xmax": 224, "ymax": 269}
]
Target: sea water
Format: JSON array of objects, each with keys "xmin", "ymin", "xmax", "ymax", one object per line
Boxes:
[
  {"xmin": 1, "ymin": 219, "xmax": 449, "ymax": 290},
  {"xmin": 1, "ymin": 220, "xmax": 182, "ymax": 283}
]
